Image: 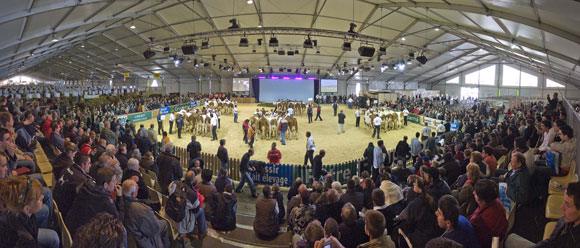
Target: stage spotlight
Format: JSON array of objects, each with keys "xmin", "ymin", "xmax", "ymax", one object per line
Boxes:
[
  {"xmin": 163, "ymin": 46, "xmax": 170, "ymax": 53},
  {"xmin": 358, "ymin": 46, "xmax": 375, "ymax": 57},
  {"xmin": 303, "ymin": 36, "xmax": 313, "ymax": 48},
  {"xmin": 257, "ymin": 39, "xmax": 263, "ymax": 46},
  {"xmin": 287, "ymin": 69, "xmax": 292, "ymax": 73},
  {"xmin": 348, "ymin": 23, "xmax": 357, "ymax": 33},
  {"xmin": 378, "ymin": 46, "xmax": 387, "ymax": 55},
  {"xmin": 143, "ymin": 49, "xmax": 156, "ymax": 59},
  {"xmin": 295, "ymin": 50, "xmax": 299, "ymax": 55},
  {"xmin": 287, "ymin": 51, "xmax": 294, "ymax": 56},
  {"xmin": 194, "ymin": 59, "xmax": 199, "ymax": 67},
  {"xmin": 279, "ymin": 68, "xmax": 283, "ymax": 72},
  {"xmin": 181, "ymin": 44, "xmax": 198, "ymax": 55},
  {"xmin": 269, "ymin": 37, "xmax": 279, "ymax": 47},
  {"xmin": 341, "ymin": 41, "xmax": 352, "ymax": 51},
  {"xmin": 201, "ymin": 41, "xmax": 210, "ymax": 49},
  {"xmin": 239, "ymin": 37, "xmax": 249, "ymax": 47},
  {"xmin": 416, "ymin": 55, "xmax": 428, "ymax": 65},
  {"xmin": 278, "ymin": 50, "xmax": 285, "ymax": 55},
  {"xmin": 228, "ymin": 18, "xmax": 240, "ymax": 29}
]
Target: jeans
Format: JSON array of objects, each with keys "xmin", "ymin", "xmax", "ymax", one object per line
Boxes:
[
  {"xmin": 212, "ymin": 125, "xmax": 218, "ymax": 140},
  {"xmin": 248, "ymin": 136, "xmax": 254, "ymax": 148},
  {"xmin": 404, "ymin": 116, "xmax": 408, "ymax": 126},
  {"xmin": 157, "ymin": 122, "xmax": 163, "ymax": 135},
  {"xmin": 220, "ymin": 161, "xmax": 228, "ymax": 171},
  {"xmin": 308, "ymin": 114, "xmax": 312, "ymax": 123},
  {"xmin": 243, "ymin": 129, "xmax": 248, "ymax": 143},
  {"xmin": 177, "ymin": 128, "xmax": 182, "ymax": 138},
  {"xmin": 194, "ymin": 208, "xmax": 207, "ymax": 234},
  {"xmin": 280, "ymin": 131, "xmax": 286, "ymax": 145},
  {"xmin": 169, "ymin": 121, "xmax": 173, "ymax": 134},
  {"xmin": 235, "ymin": 171, "xmax": 256, "ymax": 195},
  {"xmin": 304, "ymin": 150, "xmax": 314, "ymax": 166},
  {"xmin": 372, "ymin": 125, "xmax": 381, "ymax": 139},
  {"xmin": 38, "ymin": 228, "xmax": 59, "ymax": 248},
  {"xmin": 356, "ymin": 117, "xmax": 360, "ymax": 127},
  {"xmin": 36, "ymin": 204, "xmax": 50, "ymax": 228},
  {"xmin": 315, "ymin": 113, "xmax": 322, "ymax": 121},
  {"xmin": 234, "ymin": 113, "xmax": 238, "ymax": 123}
]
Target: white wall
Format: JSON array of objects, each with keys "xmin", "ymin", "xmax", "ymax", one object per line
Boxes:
[{"xmin": 427, "ymin": 63, "xmax": 580, "ymax": 99}]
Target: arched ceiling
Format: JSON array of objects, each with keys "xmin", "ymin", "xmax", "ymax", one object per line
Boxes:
[{"xmin": 0, "ymin": 0, "xmax": 579, "ymax": 87}]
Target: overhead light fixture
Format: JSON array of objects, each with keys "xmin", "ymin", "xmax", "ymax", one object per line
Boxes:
[
  {"xmin": 295, "ymin": 50, "xmax": 299, "ymax": 55},
  {"xmin": 303, "ymin": 36, "xmax": 313, "ymax": 48},
  {"xmin": 51, "ymin": 34, "xmax": 59, "ymax": 42},
  {"xmin": 510, "ymin": 38, "xmax": 518, "ymax": 49},
  {"xmin": 348, "ymin": 23, "xmax": 357, "ymax": 33},
  {"xmin": 316, "ymin": 50, "xmax": 320, "ymax": 55},
  {"xmin": 81, "ymin": 43, "xmax": 85, "ymax": 48},
  {"xmin": 434, "ymin": 27, "xmax": 440, "ymax": 31},
  {"xmin": 341, "ymin": 41, "xmax": 352, "ymax": 51},
  {"xmin": 398, "ymin": 61, "xmax": 405, "ymax": 71},
  {"xmin": 239, "ymin": 37, "xmax": 249, "ymax": 47},
  {"xmin": 181, "ymin": 44, "xmax": 198, "ymax": 55},
  {"xmin": 378, "ymin": 45, "xmax": 386, "ymax": 55},
  {"xmin": 130, "ymin": 22, "xmax": 136, "ymax": 29},
  {"xmin": 143, "ymin": 49, "xmax": 156, "ymax": 59},
  {"xmin": 115, "ymin": 47, "xmax": 119, "ymax": 51},
  {"xmin": 407, "ymin": 59, "xmax": 412, "ymax": 65},
  {"xmin": 174, "ymin": 57, "xmax": 184, "ymax": 66},
  {"xmin": 228, "ymin": 18, "xmax": 240, "ymax": 29},
  {"xmin": 401, "ymin": 36, "xmax": 406, "ymax": 41},
  {"xmin": 257, "ymin": 39, "xmax": 263, "ymax": 46},
  {"xmin": 247, "ymin": 0, "xmax": 253, "ymax": 4},
  {"xmin": 287, "ymin": 50, "xmax": 294, "ymax": 56},
  {"xmin": 201, "ymin": 40, "xmax": 210, "ymax": 49},
  {"xmin": 269, "ymin": 36, "xmax": 279, "ymax": 47},
  {"xmin": 416, "ymin": 53, "xmax": 428, "ymax": 65}
]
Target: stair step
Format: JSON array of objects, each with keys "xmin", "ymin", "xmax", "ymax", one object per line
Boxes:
[{"xmin": 206, "ymin": 223, "xmax": 291, "ymax": 248}]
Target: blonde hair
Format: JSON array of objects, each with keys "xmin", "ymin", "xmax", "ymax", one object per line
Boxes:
[
  {"xmin": 466, "ymin": 163, "xmax": 481, "ymax": 181},
  {"xmin": 0, "ymin": 176, "xmax": 43, "ymax": 211},
  {"xmin": 470, "ymin": 151, "xmax": 483, "ymax": 164}
]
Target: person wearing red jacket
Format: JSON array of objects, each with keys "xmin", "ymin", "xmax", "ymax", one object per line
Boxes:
[
  {"xmin": 267, "ymin": 142, "xmax": 282, "ymax": 164},
  {"xmin": 469, "ymin": 179, "xmax": 508, "ymax": 248}
]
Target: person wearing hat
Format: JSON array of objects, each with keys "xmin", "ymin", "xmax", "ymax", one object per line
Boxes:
[{"xmin": 424, "ymin": 166, "xmax": 451, "ymax": 204}]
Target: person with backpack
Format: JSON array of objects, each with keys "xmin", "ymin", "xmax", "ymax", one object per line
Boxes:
[{"xmin": 167, "ymin": 170, "xmax": 207, "ymax": 240}]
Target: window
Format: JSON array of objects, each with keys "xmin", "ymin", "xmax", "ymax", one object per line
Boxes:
[
  {"xmin": 447, "ymin": 76, "xmax": 459, "ymax": 84},
  {"xmin": 479, "ymin": 65, "xmax": 496, "ymax": 86},
  {"xmin": 520, "ymin": 71, "xmax": 538, "ymax": 87},
  {"xmin": 465, "ymin": 70, "xmax": 479, "ymax": 84},
  {"xmin": 546, "ymin": 78, "xmax": 565, "ymax": 88},
  {"xmin": 151, "ymin": 79, "xmax": 159, "ymax": 87},
  {"xmin": 460, "ymin": 87, "xmax": 479, "ymax": 99},
  {"xmin": 355, "ymin": 82, "xmax": 361, "ymax": 96},
  {"xmin": 502, "ymin": 65, "xmax": 520, "ymax": 87}
]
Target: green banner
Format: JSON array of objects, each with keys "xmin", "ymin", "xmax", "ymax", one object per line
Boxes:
[
  {"xmin": 127, "ymin": 111, "xmax": 152, "ymax": 123},
  {"xmin": 408, "ymin": 114, "xmax": 420, "ymax": 124},
  {"xmin": 171, "ymin": 103, "xmax": 190, "ymax": 113}
]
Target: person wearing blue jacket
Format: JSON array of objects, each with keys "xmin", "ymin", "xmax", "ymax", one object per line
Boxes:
[{"xmin": 436, "ymin": 195, "xmax": 480, "ymax": 248}]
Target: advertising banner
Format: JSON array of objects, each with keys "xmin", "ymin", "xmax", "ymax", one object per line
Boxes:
[
  {"xmin": 127, "ymin": 111, "xmax": 152, "ymax": 123},
  {"xmin": 292, "ymin": 161, "xmax": 358, "ymax": 185},
  {"xmin": 249, "ymin": 164, "xmax": 292, "ymax": 187},
  {"xmin": 450, "ymin": 122, "xmax": 459, "ymax": 131},
  {"xmin": 171, "ymin": 103, "xmax": 190, "ymax": 113},
  {"xmin": 159, "ymin": 107, "xmax": 170, "ymax": 115},
  {"xmin": 407, "ymin": 114, "xmax": 420, "ymax": 124},
  {"xmin": 190, "ymin": 101, "xmax": 197, "ymax": 108}
]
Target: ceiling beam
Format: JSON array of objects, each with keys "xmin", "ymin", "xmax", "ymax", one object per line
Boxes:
[
  {"xmin": 402, "ymin": 47, "xmax": 477, "ymax": 83},
  {"xmin": 0, "ymin": 0, "xmax": 104, "ymax": 24},
  {"xmin": 376, "ymin": 2, "xmax": 580, "ymax": 45},
  {"xmin": 84, "ymin": 0, "xmax": 114, "ymax": 22}
]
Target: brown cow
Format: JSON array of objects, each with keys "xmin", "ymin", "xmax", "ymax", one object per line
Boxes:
[{"xmin": 285, "ymin": 116, "xmax": 298, "ymax": 140}]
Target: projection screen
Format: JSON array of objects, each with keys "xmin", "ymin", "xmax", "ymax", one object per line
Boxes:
[{"xmin": 259, "ymin": 79, "xmax": 314, "ymax": 102}]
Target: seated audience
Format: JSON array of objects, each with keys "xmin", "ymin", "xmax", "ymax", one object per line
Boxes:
[
  {"xmin": 157, "ymin": 142, "xmax": 183, "ymax": 194},
  {"xmin": 294, "ymin": 220, "xmax": 324, "ymax": 248},
  {"xmin": 469, "ymin": 179, "xmax": 507, "ymax": 248},
  {"xmin": 362, "ymin": 178, "xmax": 375, "ymax": 210},
  {"xmin": 254, "ymin": 185, "xmax": 280, "ymax": 239},
  {"xmin": 53, "ymin": 154, "xmax": 93, "ymax": 217},
  {"xmin": 357, "ymin": 210, "xmax": 396, "ymax": 248},
  {"xmin": 424, "ymin": 167, "xmax": 451, "ymax": 204},
  {"xmin": 289, "ymin": 189, "xmax": 316, "ymax": 236},
  {"xmin": 436, "ymin": 195, "xmax": 480, "ymax": 248},
  {"xmin": 482, "ymin": 146, "xmax": 497, "ymax": 177},
  {"xmin": 52, "ymin": 141, "xmax": 77, "ymax": 180},
  {"xmin": 272, "ymin": 184, "xmax": 286, "ymax": 224},
  {"xmin": 440, "ymin": 152, "xmax": 461, "ymax": 186},
  {"xmin": 65, "ymin": 167, "xmax": 124, "ymax": 237},
  {"xmin": 316, "ymin": 189, "xmax": 342, "ymax": 224},
  {"xmin": 212, "ymin": 184, "xmax": 237, "ymax": 232},
  {"xmin": 197, "ymin": 169, "xmax": 218, "ymax": 221},
  {"xmin": 122, "ymin": 179, "xmax": 170, "ymax": 248},
  {"xmin": 453, "ymin": 163, "xmax": 481, "ymax": 217},
  {"xmin": 339, "ymin": 179, "xmax": 365, "ymax": 212},
  {"xmin": 71, "ymin": 213, "xmax": 124, "ymax": 248},
  {"xmin": 372, "ymin": 188, "xmax": 403, "ymax": 237},
  {"xmin": 121, "ymin": 158, "xmax": 149, "ymax": 200},
  {"xmin": 504, "ymin": 152, "xmax": 530, "ymax": 205},
  {"xmin": 310, "ymin": 181, "xmax": 326, "ymax": 205},
  {"xmin": 214, "ymin": 168, "xmax": 235, "ymax": 194},
  {"xmin": 338, "ymin": 203, "xmax": 369, "ymax": 248},
  {"xmin": 549, "ymin": 125, "xmax": 576, "ymax": 175}
]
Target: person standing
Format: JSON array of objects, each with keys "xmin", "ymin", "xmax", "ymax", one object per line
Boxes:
[
  {"xmin": 235, "ymin": 149, "xmax": 257, "ymax": 197},
  {"xmin": 169, "ymin": 112, "xmax": 175, "ymax": 134},
  {"xmin": 337, "ymin": 110, "xmax": 346, "ymax": 134},
  {"xmin": 315, "ymin": 105, "xmax": 322, "ymax": 121},
  {"xmin": 233, "ymin": 105, "xmax": 238, "ymax": 123},
  {"xmin": 247, "ymin": 124, "xmax": 256, "ymax": 149},
  {"xmin": 157, "ymin": 114, "xmax": 164, "ymax": 135},
  {"xmin": 176, "ymin": 114, "xmax": 184, "ymax": 139},
  {"xmin": 210, "ymin": 113, "xmax": 218, "ymax": 141},
  {"xmin": 242, "ymin": 119, "xmax": 249, "ymax": 144},
  {"xmin": 332, "ymin": 101, "xmax": 338, "ymax": 116},
  {"xmin": 372, "ymin": 115, "xmax": 382, "ymax": 139},
  {"xmin": 304, "ymin": 132, "xmax": 316, "ymax": 166},
  {"xmin": 355, "ymin": 108, "xmax": 360, "ymax": 127},
  {"xmin": 217, "ymin": 139, "xmax": 229, "ymax": 171},
  {"xmin": 267, "ymin": 142, "xmax": 282, "ymax": 164},
  {"xmin": 187, "ymin": 135, "xmax": 202, "ymax": 168},
  {"xmin": 313, "ymin": 150, "xmax": 326, "ymax": 182},
  {"xmin": 373, "ymin": 140, "xmax": 385, "ymax": 182},
  {"xmin": 403, "ymin": 108, "xmax": 409, "ymax": 126},
  {"xmin": 279, "ymin": 118, "xmax": 288, "ymax": 145},
  {"xmin": 410, "ymin": 132, "xmax": 422, "ymax": 166},
  {"xmin": 307, "ymin": 104, "xmax": 313, "ymax": 123}
]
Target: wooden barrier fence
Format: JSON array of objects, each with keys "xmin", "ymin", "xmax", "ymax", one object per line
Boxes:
[{"xmin": 174, "ymin": 145, "xmax": 396, "ymax": 186}]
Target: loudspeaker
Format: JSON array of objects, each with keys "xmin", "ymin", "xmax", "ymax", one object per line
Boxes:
[
  {"xmin": 143, "ymin": 50, "xmax": 155, "ymax": 59},
  {"xmin": 358, "ymin": 46, "xmax": 375, "ymax": 57},
  {"xmin": 416, "ymin": 55, "xmax": 428, "ymax": 65},
  {"xmin": 181, "ymin": 45, "xmax": 198, "ymax": 55}
]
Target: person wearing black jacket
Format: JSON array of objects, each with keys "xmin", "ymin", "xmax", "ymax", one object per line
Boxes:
[
  {"xmin": 287, "ymin": 177, "xmax": 302, "ymax": 202},
  {"xmin": 135, "ymin": 130, "xmax": 151, "ymax": 156},
  {"xmin": 339, "ymin": 179, "xmax": 365, "ymax": 212},
  {"xmin": 212, "ymin": 184, "xmax": 237, "ymax": 232},
  {"xmin": 187, "ymin": 135, "xmax": 202, "ymax": 168},
  {"xmin": 119, "ymin": 128, "xmax": 135, "ymax": 151},
  {"xmin": 362, "ymin": 142, "xmax": 374, "ymax": 175},
  {"xmin": 157, "ymin": 142, "xmax": 183, "ymax": 195},
  {"xmin": 216, "ymin": 139, "xmax": 228, "ymax": 171},
  {"xmin": 214, "ymin": 168, "xmax": 235, "ymax": 194},
  {"xmin": 272, "ymin": 184, "xmax": 286, "ymax": 224},
  {"xmin": 65, "ymin": 167, "xmax": 124, "ymax": 237},
  {"xmin": 52, "ymin": 142, "xmax": 77, "ymax": 180},
  {"xmin": 121, "ymin": 158, "xmax": 149, "ymax": 200},
  {"xmin": 312, "ymin": 150, "xmax": 326, "ymax": 182},
  {"xmin": 395, "ymin": 136, "xmax": 411, "ymax": 165},
  {"xmin": 53, "ymin": 154, "xmax": 94, "ymax": 217},
  {"xmin": 316, "ymin": 189, "xmax": 342, "ymax": 224},
  {"xmin": 234, "ymin": 149, "xmax": 257, "ymax": 197}
]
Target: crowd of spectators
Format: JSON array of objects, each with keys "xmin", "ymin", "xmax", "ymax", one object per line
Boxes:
[{"xmin": 0, "ymin": 88, "xmax": 578, "ymax": 248}]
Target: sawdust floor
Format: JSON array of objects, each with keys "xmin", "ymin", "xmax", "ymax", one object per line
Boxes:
[{"xmin": 139, "ymin": 103, "xmax": 424, "ymax": 165}]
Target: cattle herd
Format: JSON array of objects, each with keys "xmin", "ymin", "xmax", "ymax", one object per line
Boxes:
[{"xmin": 363, "ymin": 107, "xmax": 405, "ymax": 132}]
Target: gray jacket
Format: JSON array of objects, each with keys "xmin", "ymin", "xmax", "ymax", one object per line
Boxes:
[{"xmin": 123, "ymin": 197, "xmax": 165, "ymax": 248}]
